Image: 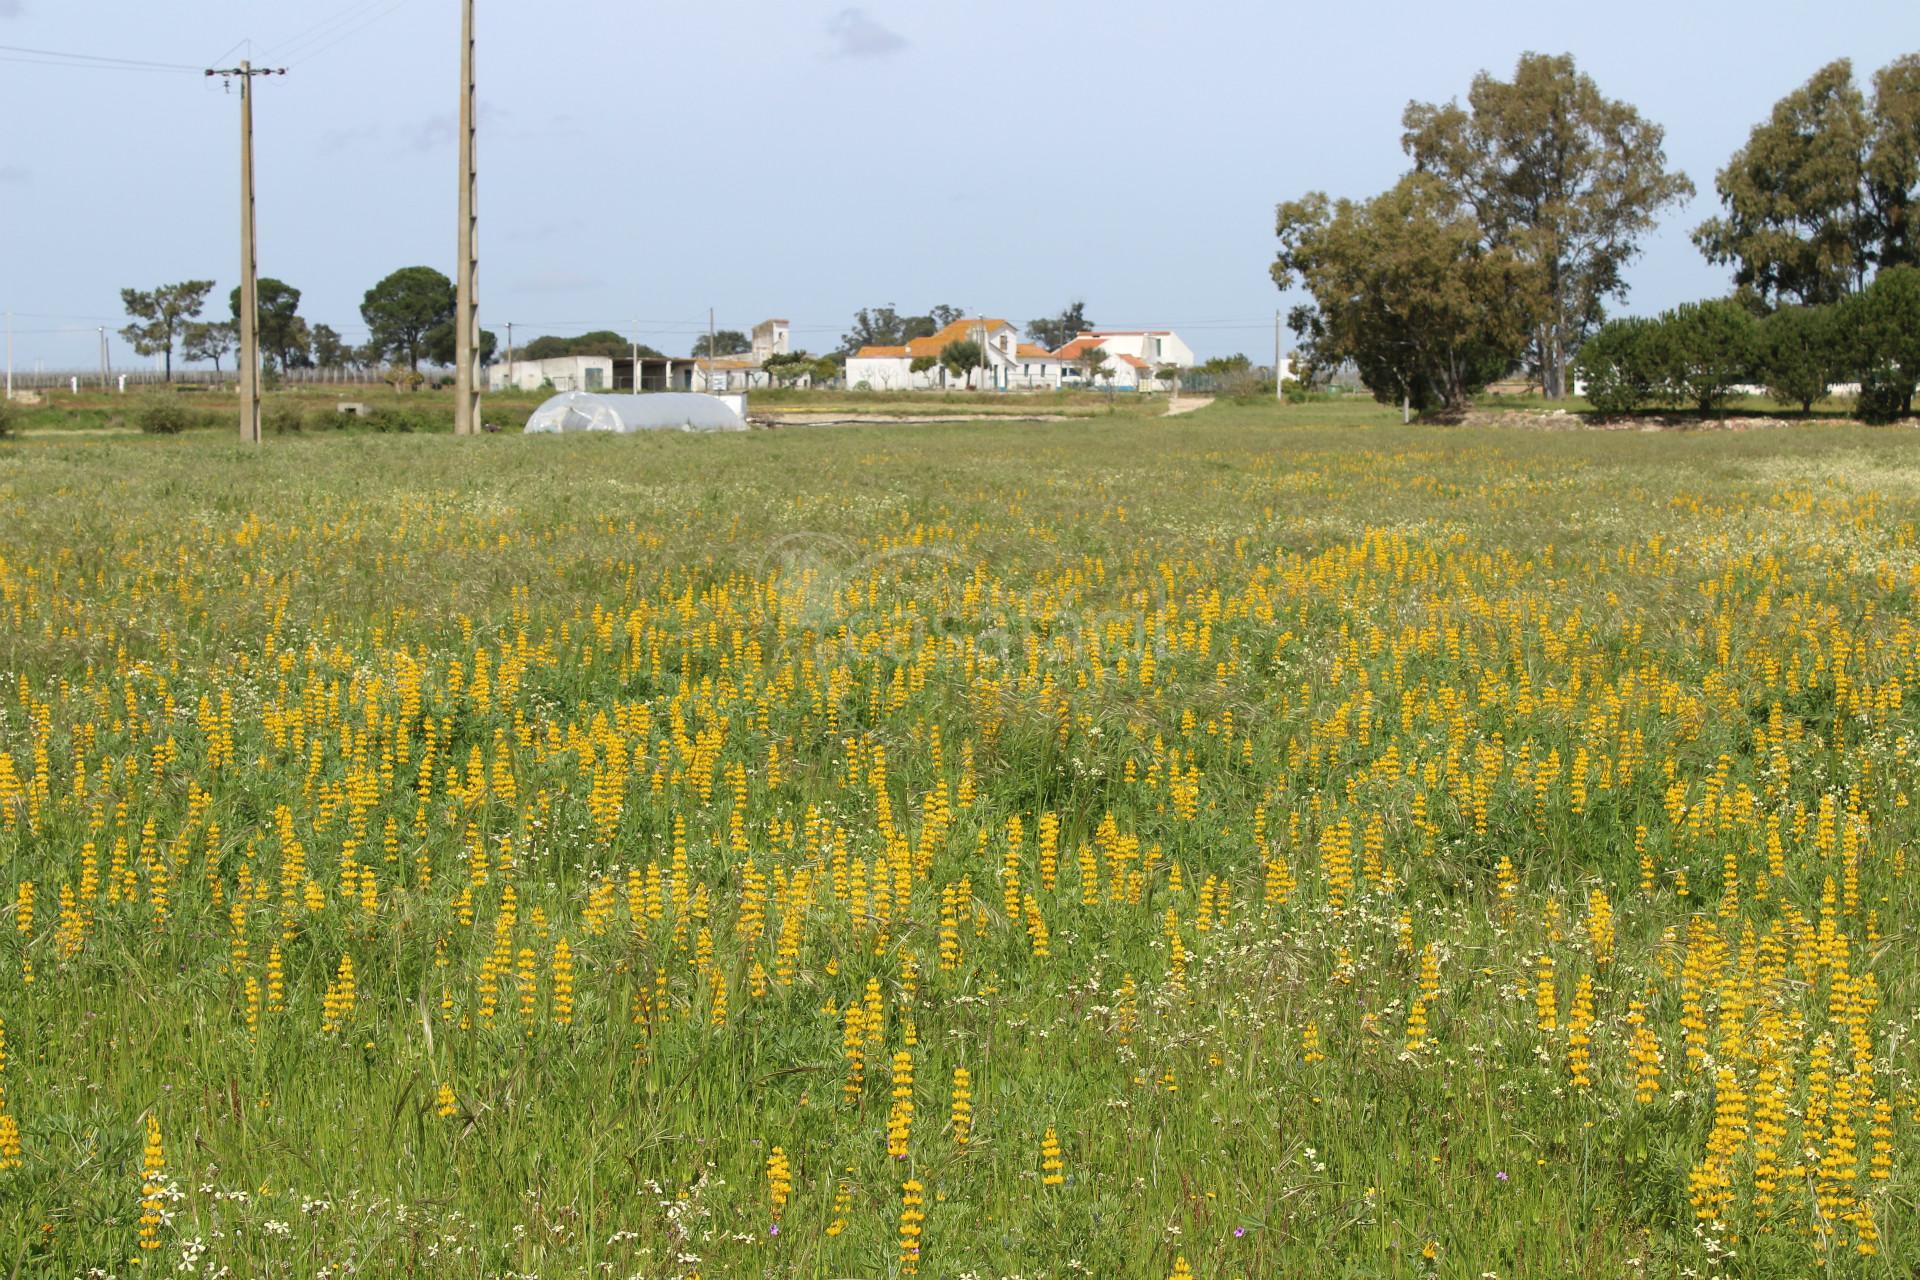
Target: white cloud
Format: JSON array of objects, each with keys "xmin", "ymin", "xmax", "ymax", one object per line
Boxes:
[{"xmin": 825, "ymin": 8, "xmax": 906, "ymax": 59}]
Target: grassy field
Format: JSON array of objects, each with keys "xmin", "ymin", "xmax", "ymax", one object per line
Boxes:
[
  {"xmin": 0, "ymin": 384, "xmax": 1176, "ymax": 436},
  {"xmin": 0, "ymin": 403, "xmax": 1915, "ymax": 1279}
]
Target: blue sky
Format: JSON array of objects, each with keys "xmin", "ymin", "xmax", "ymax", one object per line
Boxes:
[{"xmin": 0, "ymin": 0, "xmax": 1913, "ymax": 369}]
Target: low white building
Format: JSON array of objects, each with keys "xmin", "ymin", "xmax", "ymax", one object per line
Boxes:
[
  {"xmin": 1079, "ymin": 329, "xmax": 1195, "ymax": 371},
  {"xmin": 489, "ymin": 319, "xmax": 802, "ymax": 394},
  {"xmin": 489, "ymin": 354, "xmax": 611, "ymax": 393},
  {"xmin": 1053, "ymin": 330, "xmax": 1194, "ymax": 390},
  {"xmin": 848, "ymin": 318, "xmax": 1069, "ymax": 391},
  {"xmin": 490, "ymin": 354, "xmax": 703, "ymax": 393},
  {"xmin": 848, "ymin": 321, "xmax": 1193, "ymax": 391}
]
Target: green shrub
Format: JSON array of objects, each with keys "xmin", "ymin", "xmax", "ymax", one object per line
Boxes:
[
  {"xmin": 264, "ymin": 402, "xmax": 305, "ymax": 435},
  {"xmin": 135, "ymin": 394, "xmax": 194, "ymax": 435},
  {"xmin": 1653, "ymin": 299, "xmax": 1757, "ymax": 415},
  {"xmin": 1855, "ymin": 367, "xmax": 1911, "ymax": 424},
  {"xmin": 1573, "ymin": 317, "xmax": 1662, "ymax": 416},
  {"xmin": 364, "ymin": 406, "xmax": 449, "ymax": 433},
  {"xmin": 304, "ymin": 406, "xmax": 344, "ymax": 433},
  {"xmin": 1843, "ymin": 266, "xmax": 1920, "ymax": 421},
  {"xmin": 1755, "ymin": 304, "xmax": 1845, "ymax": 413},
  {"xmin": 0, "ymin": 397, "xmax": 19, "ymax": 438}
]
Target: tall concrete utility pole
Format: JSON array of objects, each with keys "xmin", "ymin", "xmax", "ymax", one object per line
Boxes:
[
  {"xmin": 98, "ymin": 327, "xmax": 110, "ymax": 388},
  {"xmin": 453, "ymin": 0, "xmax": 480, "ymax": 436},
  {"xmin": 208, "ymin": 60, "xmax": 284, "ymax": 443}
]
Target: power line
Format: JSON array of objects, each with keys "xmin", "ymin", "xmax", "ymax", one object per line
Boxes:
[
  {"xmin": 206, "ymin": 38, "xmax": 252, "ymax": 68},
  {"xmin": 0, "ymin": 54, "xmax": 201, "ymax": 75},
  {"xmin": 280, "ymin": 0, "xmax": 418, "ymax": 68},
  {"xmin": 264, "ymin": 0, "xmax": 399, "ymax": 58},
  {"xmin": 0, "ymin": 43, "xmax": 203, "ymax": 72}
]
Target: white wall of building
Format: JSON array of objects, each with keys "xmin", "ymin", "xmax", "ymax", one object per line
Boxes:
[
  {"xmin": 1086, "ymin": 331, "xmax": 1196, "ymax": 369},
  {"xmin": 846, "ymin": 356, "xmax": 918, "ymax": 390},
  {"xmin": 1009, "ymin": 359, "xmax": 1064, "ymax": 389},
  {"xmin": 488, "ymin": 356, "xmax": 614, "ymax": 393}
]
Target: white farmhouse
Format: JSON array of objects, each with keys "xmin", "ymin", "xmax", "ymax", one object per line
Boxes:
[
  {"xmin": 847, "ymin": 320, "xmax": 1194, "ymax": 391},
  {"xmin": 1054, "ymin": 330, "xmax": 1196, "ymax": 390},
  {"xmin": 848, "ymin": 318, "xmax": 1067, "ymax": 391}
]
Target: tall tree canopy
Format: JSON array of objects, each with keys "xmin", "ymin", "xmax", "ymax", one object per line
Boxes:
[
  {"xmin": 360, "ymin": 267, "xmax": 454, "ymax": 371},
  {"xmin": 520, "ymin": 331, "xmax": 661, "ymax": 360},
  {"xmin": 1026, "ymin": 301, "xmax": 1093, "ymax": 351},
  {"xmin": 1695, "ymin": 54, "xmax": 1920, "ymax": 306},
  {"xmin": 310, "ymin": 324, "xmax": 354, "ymax": 370},
  {"xmin": 839, "ymin": 304, "xmax": 964, "ymax": 353},
  {"xmin": 1274, "ymin": 174, "xmax": 1537, "ymax": 415},
  {"xmin": 1868, "ymin": 56, "xmax": 1920, "ymax": 278},
  {"xmin": 182, "ymin": 319, "xmax": 237, "ymax": 374},
  {"xmin": 690, "ymin": 330, "xmax": 751, "ymax": 357},
  {"xmin": 425, "ymin": 323, "xmax": 498, "ymax": 368},
  {"xmin": 119, "ymin": 280, "xmax": 214, "ymax": 381},
  {"xmin": 231, "ymin": 279, "xmax": 311, "ymax": 372},
  {"xmin": 1402, "ymin": 52, "xmax": 1693, "ymax": 397}
]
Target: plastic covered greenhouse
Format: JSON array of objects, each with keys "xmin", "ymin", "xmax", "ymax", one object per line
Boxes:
[{"xmin": 522, "ymin": 391, "xmax": 748, "ymax": 434}]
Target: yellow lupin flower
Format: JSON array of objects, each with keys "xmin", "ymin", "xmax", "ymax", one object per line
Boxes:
[
  {"xmin": 1533, "ymin": 953, "xmax": 1557, "ymax": 1032},
  {"xmin": 898, "ymin": 1178, "xmax": 925, "ymax": 1274},
  {"xmin": 320, "ymin": 953, "xmax": 356, "ymax": 1034},
  {"xmin": 887, "ymin": 1051, "xmax": 915, "ymax": 1159},
  {"xmin": 766, "ymin": 1145, "xmax": 791, "ymax": 1219},
  {"xmin": 1301, "ymin": 1021, "xmax": 1326, "ymax": 1064},
  {"xmin": 138, "ymin": 1113, "xmax": 165, "ymax": 1251},
  {"xmin": 1041, "ymin": 1126, "xmax": 1064, "ymax": 1186},
  {"xmin": 1566, "ymin": 974, "xmax": 1595, "ymax": 1088},
  {"xmin": 950, "ymin": 1066, "xmax": 973, "ymax": 1146}
]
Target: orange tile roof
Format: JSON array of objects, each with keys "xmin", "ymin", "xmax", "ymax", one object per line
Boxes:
[
  {"xmin": 858, "ymin": 321, "xmax": 1018, "ymax": 361},
  {"xmin": 1016, "ymin": 343, "xmax": 1056, "ymax": 360},
  {"xmin": 1053, "ymin": 336, "xmax": 1106, "ymax": 361},
  {"xmin": 1118, "ymin": 354, "xmax": 1150, "ymax": 370},
  {"xmin": 903, "ymin": 318, "xmax": 1013, "ymax": 359}
]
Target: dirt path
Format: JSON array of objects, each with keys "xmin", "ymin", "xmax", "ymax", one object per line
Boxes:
[
  {"xmin": 754, "ymin": 412, "xmax": 1079, "ymax": 428},
  {"xmin": 1163, "ymin": 396, "xmax": 1214, "ymax": 416}
]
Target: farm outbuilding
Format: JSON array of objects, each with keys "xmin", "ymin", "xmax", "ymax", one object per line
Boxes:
[{"xmin": 521, "ymin": 391, "xmax": 748, "ymax": 434}]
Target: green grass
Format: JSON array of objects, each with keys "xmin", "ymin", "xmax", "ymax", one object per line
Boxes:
[{"xmin": 0, "ymin": 402, "xmax": 1914, "ymax": 1279}]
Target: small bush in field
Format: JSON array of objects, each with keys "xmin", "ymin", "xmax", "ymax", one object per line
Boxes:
[
  {"xmin": 264, "ymin": 402, "xmax": 304, "ymax": 435},
  {"xmin": 135, "ymin": 394, "xmax": 193, "ymax": 434},
  {"xmin": 1574, "ymin": 318, "xmax": 1664, "ymax": 416}
]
